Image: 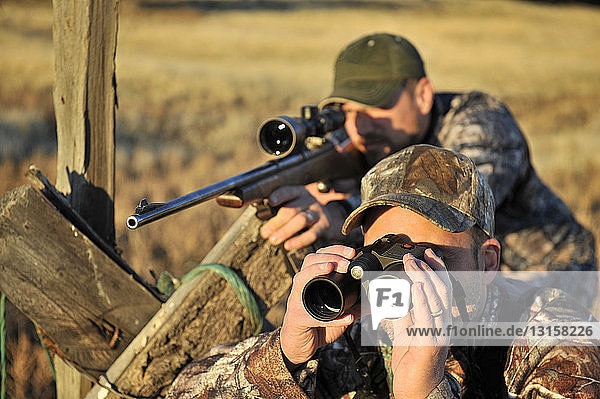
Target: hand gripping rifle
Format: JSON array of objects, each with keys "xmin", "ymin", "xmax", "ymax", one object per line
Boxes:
[{"xmin": 126, "ymin": 105, "xmax": 366, "ymax": 230}]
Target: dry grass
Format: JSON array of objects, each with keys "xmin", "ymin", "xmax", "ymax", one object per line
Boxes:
[{"xmin": 1, "ymin": 0, "xmax": 599, "ymax": 397}]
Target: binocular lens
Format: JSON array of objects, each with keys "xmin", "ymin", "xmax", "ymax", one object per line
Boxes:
[
  {"xmin": 302, "ymin": 278, "xmax": 344, "ymax": 322},
  {"xmin": 258, "ymin": 120, "xmax": 295, "ymax": 157}
]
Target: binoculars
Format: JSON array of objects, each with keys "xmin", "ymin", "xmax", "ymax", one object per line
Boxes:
[
  {"xmin": 302, "ymin": 234, "xmax": 428, "ymax": 322},
  {"xmin": 257, "ymin": 105, "xmax": 345, "ymax": 158}
]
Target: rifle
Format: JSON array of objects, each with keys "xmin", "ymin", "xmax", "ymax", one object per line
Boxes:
[{"xmin": 126, "ymin": 105, "xmax": 365, "ymax": 230}]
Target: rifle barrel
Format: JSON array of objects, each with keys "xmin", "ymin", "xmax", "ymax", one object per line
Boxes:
[{"xmin": 126, "ymin": 144, "xmax": 334, "ymax": 229}]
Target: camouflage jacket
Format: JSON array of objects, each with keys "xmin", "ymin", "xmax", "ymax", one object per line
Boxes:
[
  {"xmin": 166, "ymin": 280, "xmax": 600, "ymax": 398},
  {"xmin": 340, "ymin": 91, "xmax": 597, "ymax": 304},
  {"xmin": 424, "ymin": 92, "xmax": 596, "ymax": 275}
]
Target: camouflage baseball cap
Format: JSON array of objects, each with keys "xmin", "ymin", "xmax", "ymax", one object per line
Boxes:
[
  {"xmin": 341, "ymin": 144, "xmax": 495, "ymax": 237},
  {"xmin": 319, "ymin": 33, "xmax": 425, "ymax": 109}
]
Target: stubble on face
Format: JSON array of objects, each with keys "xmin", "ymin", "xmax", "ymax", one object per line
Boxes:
[{"xmin": 343, "ymin": 86, "xmax": 430, "ymax": 166}]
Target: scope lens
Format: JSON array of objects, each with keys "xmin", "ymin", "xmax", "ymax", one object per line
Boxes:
[
  {"xmin": 302, "ymin": 279, "xmax": 344, "ymax": 322},
  {"xmin": 258, "ymin": 120, "xmax": 294, "ymax": 156}
]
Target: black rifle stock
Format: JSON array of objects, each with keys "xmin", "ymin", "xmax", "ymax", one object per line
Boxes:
[{"xmin": 126, "ymin": 106, "xmax": 365, "ymax": 230}]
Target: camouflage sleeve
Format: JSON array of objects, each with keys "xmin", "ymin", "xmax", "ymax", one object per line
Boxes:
[
  {"xmin": 504, "ymin": 288, "xmax": 600, "ymax": 398},
  {"xmin": 425, "ymin": 373, "xmax": 461, "ymax": 399},
  {"xmin": 435, "ymin": 91, "xmax": 529, "ymax": 208},
  {"xmin": 506, "ymin": 345, "xmax": 600, "ymax": 398},
  {"xmin": 166, "ymin": 329, "xmax": 317, "ymax": 399}
]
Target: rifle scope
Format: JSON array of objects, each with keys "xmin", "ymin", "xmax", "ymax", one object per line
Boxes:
[
  {"xmin": 257, "ymin": 105, "xmax": 345, "ymax": 158},
  {"xmin": 302, "ymin": 235, "xmax": 427, "ymax": 322}
]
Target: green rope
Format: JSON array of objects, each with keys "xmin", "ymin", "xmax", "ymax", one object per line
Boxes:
[
  {"xmin": 34, "ymin": 324, "xmax": 56, "ymax": 381},
  {"xmin": 1, "ymin": 293, "xmax": 6, "ymax": 399},
  {"xmin": 181, "ymin": 264, "xmax": 263, "ymax": 336}
]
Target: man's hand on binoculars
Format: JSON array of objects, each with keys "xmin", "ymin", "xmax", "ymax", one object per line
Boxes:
[
  {"xmin": 280, "ymin": 245, "xmax": 358, "ymax": 366},
  {"xmin": 260, "ymin": 186, "xmax": 346, "ymax": 251},
  {"xmin": 390, "ymin": 250, "xmax": 452, "ymax": 399}
]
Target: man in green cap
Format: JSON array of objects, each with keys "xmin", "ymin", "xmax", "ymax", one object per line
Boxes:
[
  {"xmin": 167, "ymin": 145, "xmax": 600, "ymax": 398},
  {"xmin": 259, "ymin": 33, "xmax": 597, "ymax": 304}
]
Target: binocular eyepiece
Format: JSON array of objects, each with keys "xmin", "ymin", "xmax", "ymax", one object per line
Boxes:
[
  {"xmin": 302, "ymin": 235, "xmax": 427, "ymax": 322},
  {"xmin": 257, "ymin": 105, "xmax": 345, "ymax": 158}
]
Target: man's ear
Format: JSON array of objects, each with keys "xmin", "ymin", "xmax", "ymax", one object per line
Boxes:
[
  {"xmin": 481, "ymin": 238, "xmax": 501, "ymax": 285},
  {"xmin": 414, "ymin": 77, "xmax": 434, "ymax": 115}
]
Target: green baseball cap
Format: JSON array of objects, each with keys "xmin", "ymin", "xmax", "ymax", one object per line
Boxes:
[
  {"xmin": 319, "ymin": 33, "xmax": 426, "ymax": 109},
  {"xmin": 342, "ymin": 144, "xmax": 495, "ymax": 237}
]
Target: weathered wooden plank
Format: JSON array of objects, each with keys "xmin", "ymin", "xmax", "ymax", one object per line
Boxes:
[
  {"xmin": 27, "ymin": 166, "xmax": 160, "ymax": 298},
  {"xmin": 0, "ymin": 184, "xmax": 161, "ymax": 377},
  {"xmin": 85, "ymin": 206, "xmax": 311, "ymax": 398}
]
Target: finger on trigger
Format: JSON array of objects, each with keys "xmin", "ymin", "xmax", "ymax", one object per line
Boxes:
[{"xmin": 268, "ymin": 186, "xmax": 306, "ymax": 206}]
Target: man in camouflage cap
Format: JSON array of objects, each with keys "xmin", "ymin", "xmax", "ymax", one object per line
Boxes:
[
  {"xmin": 167, "ymin": 145, "xmax": 600, "ymax": 398},
  {"xmin": 260, "ymin": 32, "xmax": 597, "ymax": 305},
  {"xmin": 341, "ymin": 144, "xmax": 495, "ymax": 238}
]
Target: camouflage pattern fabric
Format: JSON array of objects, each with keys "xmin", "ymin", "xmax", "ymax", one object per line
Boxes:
[
  {"xmin": 342, "ymin": 144, "xmax": 496, "ymax": 237},
  {"xmin": 166, "ymin": 279, "xmax": 600, "ymax": 398},
  {"xmin": 165, "ymin": 92, "xmax": 599, "ymax": 398},
  {"xmin": 426, "ymin": 91, "xmax": 596, "ymax": 276},
  {"xmin": 346, "ymin": 91, "xmax": 596, "ymax": 305}
]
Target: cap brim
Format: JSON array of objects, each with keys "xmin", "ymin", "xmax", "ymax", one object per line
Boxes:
[
  {"xmin": 341, "ymin": 193, "xmax": 477, "ymax": 235},
  {"xmin": 318, "ymin": 79, "xmax": 403, "ymax": 110}
]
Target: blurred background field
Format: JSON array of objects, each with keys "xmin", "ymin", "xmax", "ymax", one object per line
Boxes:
[{"xmin": 1, "ymin": 0, "xmax": 599, "ymax": 396}]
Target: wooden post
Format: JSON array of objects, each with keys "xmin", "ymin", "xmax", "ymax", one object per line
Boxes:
[
  {"xmin": 52, "ymin": 0, "xmax": 119, "ymax": 396},
  {"xmin": 55, "ymin": 357, "xmax": 95, "ymax": 399},
  {"xmin": 52, "ymin": 0, "xmax": 118, "ymax": 246}
]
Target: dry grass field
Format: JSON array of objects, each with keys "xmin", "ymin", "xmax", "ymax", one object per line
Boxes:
[{"xmin": 1, "ymin": 0, "xmax": 599, "ymax": 396}]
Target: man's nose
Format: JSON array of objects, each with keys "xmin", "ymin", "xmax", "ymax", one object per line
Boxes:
[{"xmin": 355, "ymin": 112, "xmax": 374, "ymax": 136}]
